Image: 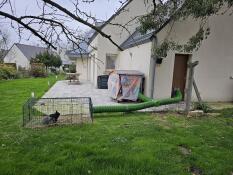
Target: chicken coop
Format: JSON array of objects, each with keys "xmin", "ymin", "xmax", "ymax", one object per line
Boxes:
[{"xmin": 23, "ymin": 97, "xmax": 93, "ymax": 128}]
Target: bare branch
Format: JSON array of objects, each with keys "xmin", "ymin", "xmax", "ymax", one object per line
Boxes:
[
  {"xmin": 0, "ymin": 10, "xmax": 56, "ymax": 49},
  {"xmin": 42, "ymin": 0, "xmax": 123, "ymax": 51}
]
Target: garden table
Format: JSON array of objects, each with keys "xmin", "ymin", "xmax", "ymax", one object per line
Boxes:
[{"xmin": 66, "ymin": 73, "xmax": 81, "ymax": 84}]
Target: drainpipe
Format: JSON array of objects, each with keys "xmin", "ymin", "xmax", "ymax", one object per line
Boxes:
[{"xmin": 148, "ymin": 36, "xmax": 158, "ymax": 98}]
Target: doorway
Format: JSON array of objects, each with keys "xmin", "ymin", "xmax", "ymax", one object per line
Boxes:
[{"xmin": 172, "ymin": 54, "xmax": 189, "ymax": 100}]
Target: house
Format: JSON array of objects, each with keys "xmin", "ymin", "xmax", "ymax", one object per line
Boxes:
[
  {"xmin": 65, "ymin": 49, "xmax": 90, "ymax": 81},
  {"xmin": 3, "ymin": 43, "xmax": 52, "ymax": 69},
  {"xmin": 3, "ymin": 43, "xmax": 77, "ymax": 71},
  {"xmin": 88, "ymin": 0, "xmax": 233, "ymax": 102},
  {"xmin": 88, "ymin": 0, "xmax": 154, "ymax": 86}
]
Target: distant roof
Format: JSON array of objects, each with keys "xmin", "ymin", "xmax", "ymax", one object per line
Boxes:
[
  {"xmin": 65, "ymin": 42, "xmax": 89, "ymax": 58},
  {"xmin": 120, "ymin": 30, "xmax": 154, "ymax": 50},
  {"xmin": 87, "ymin": 22, "xmax": 103, "ymax": 37},
  {"xmin": 15, "ymin": 43, "xmax": 50, "ymax": 60},
  {"xmin": 62, "ymin": 59, "xmax": 72, "ymax": 65},
  {"xmin": 88, "ymin": 0, "xmax": 133, "ymax": 44},
  {"xmin": 86, "ymin": 22, "xmax": 104, "ymax": 44}
]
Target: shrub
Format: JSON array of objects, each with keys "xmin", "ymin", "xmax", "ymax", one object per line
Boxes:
[
  {"xmin": 30, "ymin": 63, "xmax": 47, "ymax": 77},
  {"xmin": 193, "ymin": 102, "xmax": 212, "ymax": 113},
  {"xmin": 0, "ymin": 64, "xmax": 17, "ymax": 80},
  {"xmin": 50, "ymin": 67, "xmax": 60, "ymax": 75},
  {"xmin": 17, "ymin": 66, "xmax": 31, "ymax": 78},
  {"xmin": 31, "ymin": 51, "xmax": 62, "ymax": 69},
  {"xmin": 4, "ymin": 63, "xmax": 17, "ymax": 69}
]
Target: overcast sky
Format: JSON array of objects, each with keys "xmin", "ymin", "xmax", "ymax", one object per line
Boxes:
[{"xmin": 1, "ymin": 0, "xmax": 123, "ymax": 47}]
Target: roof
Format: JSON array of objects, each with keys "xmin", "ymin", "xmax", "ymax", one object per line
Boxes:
[
  {"xmin": 120, "ymin": 30, "xmax": 155, "ymax": 50},
  {"xmin": 120, "ymin": 18, "xmax": 172, "ymax": 50},
  {"xmin": 88, "ymin": 0, "xmax": 133, "ymax": 44},
  {"xmin": 87, "ymin": 0, "xmax": 172, "ymax": 50},
  {"xmin": 62, "ymin": 58, "xmax": 72, "ymax": 65},
  {"xmin": 86, "ymin": 22, "xmax": 104, "ymax": 38},
  {"xmin": 15, "ymin": 43, "xmax": 50, "ymax": 60},
  {"xmin": 120, "ymin": 0, "xmax": 182, "ymax": 50},
  {"xmin": 65, "ymin": 42, "xmax": 89, "ymax": 58}
]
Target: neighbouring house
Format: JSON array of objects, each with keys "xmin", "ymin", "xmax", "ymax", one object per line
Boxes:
[
  {"xmin": 3, "ymin": 43, "xmax": 77, "ymax": 71},
  {"xmin": 88, "ymin": 0, "xmax": 233, "ymax": 102},
  {"xmin": 61, "ymin": 39, "xmax": 91, "ymax": 81},
  {"xmin": 59, "ymin": 48, "xmax": 74, "ymax": 70},
  {"xmin": 65, "ymin": 50, "xmax": 90, "ymax": 81},
  {"xmin": 3, "ymin": 43, "xmax": 53, "ymax": 69}
]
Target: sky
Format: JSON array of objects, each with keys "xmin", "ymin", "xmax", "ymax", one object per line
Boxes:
[{"xmin": 0, "ymin": 0, "xmax": 124, "ymax": 47}]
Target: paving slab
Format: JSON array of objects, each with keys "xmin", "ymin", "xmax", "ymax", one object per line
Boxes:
[
  {"xmin": 42, "ymin": 80, "xmax": 185, "ymax": 111},
  {"xmin": 42, "ymin": 80, "xmax": 119, "ymax": 106}
]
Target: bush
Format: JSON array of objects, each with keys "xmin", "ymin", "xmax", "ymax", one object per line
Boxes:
[
  {"xmin": 0, "ymin": 64, "xmax": 17, "ymax": 80},
  {"xmin": 193, "ymin": 102, "xmax": 212, "ymax": 113},
  {"xmin": 4, "ymin": 63, "xmax": 17, "ymax": 69},
  {"xmin": 50, "ymin": 67, "xmax": 60, "ymax": 75},
  {"xmin": 17, "ymin": 66, "xmax": 31, "ymax": 78},
  {"xmin": 31, "ymin": 51, "xmax": 62, "ymax": 69},
  {"xmin": 30, "ymin": 63, "xmax": 47, "ymax": 77}
]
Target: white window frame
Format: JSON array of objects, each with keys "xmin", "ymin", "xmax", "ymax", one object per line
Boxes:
[{"xmin": 105, "ymin": 54, "xmax": 117, "ymax": 70}]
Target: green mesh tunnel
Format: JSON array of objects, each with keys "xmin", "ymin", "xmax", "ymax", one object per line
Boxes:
[{"xmin": 92, "ymin": 90, "xmax": 182, "ymax": 113}]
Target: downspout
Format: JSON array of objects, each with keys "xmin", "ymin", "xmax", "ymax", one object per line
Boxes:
[{"xmin": 148, "ymin": 35, "xmax": 158, "ymax": 98}]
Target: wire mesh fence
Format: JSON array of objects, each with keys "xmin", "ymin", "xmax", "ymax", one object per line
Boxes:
[{"xmin": 23, "ymin": 97, "xmax": 93, "ymax": 128}]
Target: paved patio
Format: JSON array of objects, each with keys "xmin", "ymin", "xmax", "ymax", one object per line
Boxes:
[
  {"xmin": 43, "ymin": 80, "xmax": 119, "ymax": 106},
  {"xmin": 42, "ymin": 80, "xmax": 185, "ymax": 111}
]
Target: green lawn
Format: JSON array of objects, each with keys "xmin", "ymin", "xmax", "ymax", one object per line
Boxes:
[{"xmin": 0, "ymin": 77, "xmax": 232, "ymax": 175}]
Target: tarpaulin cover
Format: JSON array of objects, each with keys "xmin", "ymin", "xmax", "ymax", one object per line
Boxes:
[
  {"xmin": 108, "ymin": 73, "xmax": 120, "ymax": 99},
  {"xmin": 108, "ymin": 71, "xmax": 143, "ymax": 101}
]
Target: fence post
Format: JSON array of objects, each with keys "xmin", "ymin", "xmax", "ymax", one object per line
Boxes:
[
  {"xmin": 193, "ymin": 79, "xmax": 203, "ymax": 104},
  {"xmin": 185, "ymin": 61, "xmax": 199, "ymax": 114}
]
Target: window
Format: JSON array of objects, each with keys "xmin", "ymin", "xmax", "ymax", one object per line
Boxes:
[{"xmin": 106, "ymin": 54, "xmax": 117, "ymax": 70}]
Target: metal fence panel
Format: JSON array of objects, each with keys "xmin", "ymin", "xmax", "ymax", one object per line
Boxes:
[{"xmin": 23, "ymin": 97, "xmax": 93, "ymax": 128}]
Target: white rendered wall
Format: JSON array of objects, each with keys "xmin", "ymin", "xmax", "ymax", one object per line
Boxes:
[
  {"xmin": 89, "ymin": 0, "xmax": 155, "ymax": 86},
  {"xmin": 4, "ymin": 45, "xmax": 30, "ymax": 69},
  {"xmin": 154, "ymin": 9, "xmax": 233, "ymax": 101},
  {"xmin": 116, "ymin": 42, "xmax": 152, "ymax": 96}
]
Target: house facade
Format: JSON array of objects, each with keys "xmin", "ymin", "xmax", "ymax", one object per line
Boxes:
[
  {"xmin": 65, "ymin": 50, "xmax": 91, "ymax": 81},
  {"xmin": 153, "ymin": 10, "xmax": 233, "ymax": 102},
  {"xmin": 4, "ymin": 43, "xmax": 77, "ymax": 70},
  {"xmin": 3, "ymin": 43, "xmax": 58, "ymax": 69},
  {"xmin": 4, "ymin": 43, "xmax": 33, "ymax": 69},
  {"xmin": 88, "ymin": 1, "xmax": 233, "ymax": 102},
  {"xmin": 88, "ymin": 0, "xmax": 154, "ymax": 86}
]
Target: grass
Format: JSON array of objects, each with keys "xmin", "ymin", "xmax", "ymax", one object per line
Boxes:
[{"xmin": 0, "ymin": 77, "xmax": 233, "ymax": 175}]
